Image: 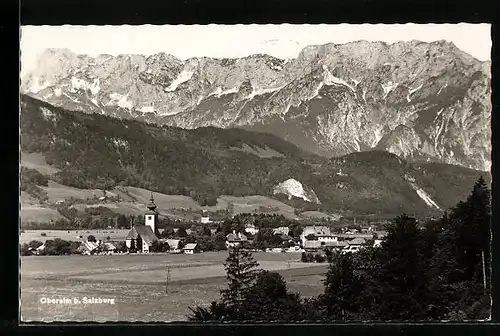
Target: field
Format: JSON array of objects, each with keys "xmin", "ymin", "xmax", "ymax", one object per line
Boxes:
[
  {"xmin": 20, "ymin": 229, "xmax": 132, "ymax": 244},
  {"xmin": 21, "ymin": 252, "xmax": 328, "ymax": 322}
]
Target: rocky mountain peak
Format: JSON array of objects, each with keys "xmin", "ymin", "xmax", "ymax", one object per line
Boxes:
[{"xmin": 21, "ymin": 40, "xmax": 491, "ymax": 171}]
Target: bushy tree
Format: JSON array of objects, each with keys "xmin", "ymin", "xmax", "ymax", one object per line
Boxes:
[
  {"xmin": 214, "ymin": 232, "xmax": 227, "ymax": 251},
  {"xmin": 427, "ymin": 176, "xmax": 491, "ymax": 320},
  {"xmin": 244, "ymin": 271, "xmax": 313, "ymax": 321},
  {"xmin": 150, "ymin": 240, "xmax": 170, "ymax": 253},
  {"xmin": 28, "ymin": 240, "xmax": 43, "ymax": 249},
  {"xmin": 39, "ymin": 238, "xmax": 79, "ymax": 255},
  {"xmin": 160, "ymin": 226, "xmax": 175, "ymax": 238},
  {"xmin": 114, "ymin": 241, "xmax": 128, "ymax": 253},
  {"xmin": 321, "ymin": 253, "xmax": 363, "ymax": 320},
  {"xmin": 87, "ymin": 235, "xmax": 96, "ymax": 242},
  {"xmin": 176, "ymin": 227, "xmax": 188, "ymax": 238},
  {"xmin": 374, "ymin": 214, "xmax": 431, "ymax": 320}
]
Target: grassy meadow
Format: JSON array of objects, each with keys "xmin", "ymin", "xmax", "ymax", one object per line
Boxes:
[{"xmin": 20, "ymin": 252, "xmax": 327, "ymax": 322}]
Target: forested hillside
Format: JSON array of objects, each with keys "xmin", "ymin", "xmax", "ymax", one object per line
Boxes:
[{"xmin": 20, "ymin": 94, "xmax": 489, "ymax": 217}]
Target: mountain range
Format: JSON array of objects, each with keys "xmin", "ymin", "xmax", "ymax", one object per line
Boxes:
[
  {"xmin": 21, "ymin": 40, "xmax": 491, "ymax": 172},
  {"xmin": 20, "ymin": 95, "xmax": 489, "ymax": 220}
]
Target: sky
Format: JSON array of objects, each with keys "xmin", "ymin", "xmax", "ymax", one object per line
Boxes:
[{"xmin": 20, "ymin": 24, "xmax": 491, "ymax": 75}]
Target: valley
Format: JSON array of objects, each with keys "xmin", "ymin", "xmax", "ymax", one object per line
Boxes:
[{"xmin": 20, "ymin": 95, "xmax": 489, "ymax": 226}]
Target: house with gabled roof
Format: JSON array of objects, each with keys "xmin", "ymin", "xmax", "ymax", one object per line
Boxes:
[
  {"xmin": 183, "ymin": 243, "xmax": 200, "ymax": 254},
  {"xmin": 300, "ymin": 225, "xmax": 337, "ymax": 247},
  {"xmin": 77, "ymin": 240, "xmax": 100, "ymax": 255},
  {"xmin": 226, "ymin": 231, "xmax": 247, "ymax": 248},
  {"xmin": 304, "ymin": 240, "xmax": 322, "ymax": 251},
  {"xmin": 347, "ymin": 237, "xmax": 367, "ymax": 246}
]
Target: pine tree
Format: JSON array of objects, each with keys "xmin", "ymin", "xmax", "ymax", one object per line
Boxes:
[
  {"xmin": 220, "ymin": 246, "xmax": 260, "ymax": 316},
  {"xmin": 462, "ymin": 176, "xmax": 491, "ymax": 286},
  {"xmin": 321, "ymin": 252, "xmax": 362, "ymax": 320},
  {"xmin": 375, "ymin": 214, "xmax": 431, "ymax": 320},
  {"xmin": 429, "ymin": 177, "xmax": 491, "ymax": 319}
]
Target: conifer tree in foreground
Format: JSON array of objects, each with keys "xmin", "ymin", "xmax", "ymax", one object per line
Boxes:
[
  {"xmin": 187, "ymin": 245, "xmax": 260, "ymax": 321},
  {"xmin": 220, "ymin": 245, "xmax": 260, "ymax": 313}
]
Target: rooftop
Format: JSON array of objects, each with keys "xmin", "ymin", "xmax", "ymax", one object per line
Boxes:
[{"xmin": 134, "ymin": 225, "xmax": 158, "ymax": 244}]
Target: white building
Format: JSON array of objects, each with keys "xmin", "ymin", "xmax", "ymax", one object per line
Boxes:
[
  {"xmin": 273, "ymin": 226, "xmax": 290, "ymax": 236},
  {"xmin": 244, "ymin": 224, "xmax": 259, "ymax": 235},
  {"xmin": 300, "ymin": 226, "xmax": 335, "ymax": 247},
  {"xmin": 226, "ymin": 231, "xmax": 248, "ymax": 248},
  {"xmin": 125, "ymin": 192, "xmax": 159, "ymax": 253},
  {"xmin": 183, "ymin": 243, "xmax": 200, "ymax": 254}
]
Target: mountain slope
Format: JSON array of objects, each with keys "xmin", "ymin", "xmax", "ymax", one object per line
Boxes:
[
  {"xmin": 20, "ymin": 95, "xmax": 489, "ymax": 218},
  {"xmin": 21, "ymin": 41, "xmax": 491, "ymax": 170}
]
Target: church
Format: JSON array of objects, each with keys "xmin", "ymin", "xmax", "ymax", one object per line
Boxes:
[{"xmin": 125, "ymin": 192, "xmax": 160, "ymax": 253}]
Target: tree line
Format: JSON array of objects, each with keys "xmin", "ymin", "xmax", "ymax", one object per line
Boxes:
[{"xmin": 188, "ymin": 177, "xmax": 491, "ymax": 321}]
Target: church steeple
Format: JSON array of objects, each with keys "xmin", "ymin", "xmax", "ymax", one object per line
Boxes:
[
  {"xmin": 145, "ymin": 191, "xmax": 158, "ymax": 235},
  {"xmin": 147, "ymin": 192, "xmax": 157, "ymax": 212}
]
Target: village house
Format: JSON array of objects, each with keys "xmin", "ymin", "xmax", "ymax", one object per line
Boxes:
[
  {"xmin": 300, "ymin": 225, "xmax": 337, "ymax": 247},
  {"xmin": 165, "ymin": 239, "xmax": 181, "ymax": 252},
  {"xmin": 35, "ymin": 243, "xmax": 46, "ymax": 255},
  {"xmin": 324, "ymin": 240, "xmax": 348, "ymax": 251},
  {"xmin": 244, "ymin": 223, "xmax": 259, "ymax": 235},
  {"xmin": 273, "ymin": 226, "xmax": 290, "ymax": 236},
  {"xmin": 125, "ymin": 193, "xmax": 160, "ymax": 253},
  {"xmin": 77, "ymin": 240, "xmax": 100, "ymax": 255},
  {"xmin": 200, "ymin": 210, "xmax": 212, "ymax": 224},
  {"xmin": 226, "ymin": 231, "xmax": 248, "ymax": 248},
  {"xmin": 78, "ymin": 240, "xmax": 116, "ymax": 255},
  {"xmin": 183, "ymin": 243, "xmax": 200, "ymax": 254},
  {"xmin": 341, "ymin": 237, "xmax": 368, "ymax": 254},
  {"xmin": 347, "ymin": 237, "xmax": 368, "ymax": 247},
  {"xmin": 303, "ymin": 240, "xmax": 322, "ymax": 252}
]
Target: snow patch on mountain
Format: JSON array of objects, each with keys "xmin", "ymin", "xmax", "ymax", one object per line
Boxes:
[
  {"xmin": 164, "ymin": 70, "xmax": 194, "ymax": 92},
  {"xmin": 409, "ymin": 182, "xmax": 440, "ymax": 209},
  {"xmin": 437, "ymin": 84, "xmax": 447, "ymax": 95},
  {"xmin": 309, "ymin": 82, "xmax": 324, "ymax": 100},
  {"xmin": 209, "ymin": 87, "xmax": 239, "ymax": 98},
  {"xmin": 381, "ymin": 82, "xmax": 398, "ymax": 98},
  {"xmin": 273, "ymin": 178, "xmax": 321, "ymax": 204},
  {"xmin": 30, "ymin": 78, "xmax": 50, "ymax": 93},
  {"xmin": 245, "ymin": 86, "xmax": 283, "ymax": 100},
  {"xmin": 372, "ymin": 128, "xmax": 384, "ymax": 147},
  {"xmin": 139, "ymin": 106, "xmax": 155, "ymax": 113},
  {"xmin": 70, "ymin": 77, "xmax": 101, "ymax": 95},
  {"xmin": 409, "ymin": 84, "xmax": 423, "ymax": 95},
  {"xmin": 108, "ymin": 93, "xmax": 133, "ymax": 109},
  {"xmin": 323, "ymin": 65, "xmax": 355, "ymax": 92},
  {"xmin": 54, "ymin": 88, "xmax": 62, "ymax": 97},
  {"xmin": 63, "ymin": 93, "xmax": 80, "ymax": 103}
]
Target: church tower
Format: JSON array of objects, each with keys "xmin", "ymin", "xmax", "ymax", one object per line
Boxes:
[{"xmin": 145, "ymin": 192, "xmax": 158, "ymax": 235}]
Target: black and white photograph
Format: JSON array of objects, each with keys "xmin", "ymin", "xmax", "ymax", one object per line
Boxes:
[{"xmin": 19, "ymin": 23, "xmax": 491, "ymax": 322}]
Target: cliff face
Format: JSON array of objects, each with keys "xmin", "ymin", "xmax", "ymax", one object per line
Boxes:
[{"xmin": 22, "ymin": 40, "xmax": 491, "ymax": 171}]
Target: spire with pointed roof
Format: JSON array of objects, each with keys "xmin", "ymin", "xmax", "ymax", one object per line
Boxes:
[{"xmin": 147, "ymin": 192, "xmax": 157, "ymax": 212}]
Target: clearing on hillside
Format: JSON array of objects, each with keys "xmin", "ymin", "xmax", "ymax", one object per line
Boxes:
[{"xmin": 20, "ymin": 152, "xmax": 60, "ymax": 176}]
